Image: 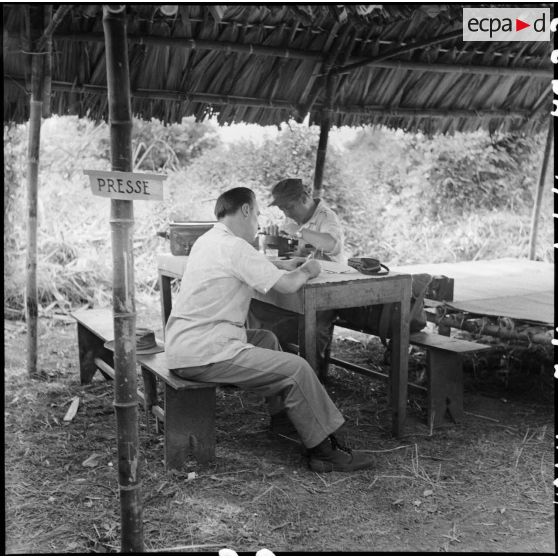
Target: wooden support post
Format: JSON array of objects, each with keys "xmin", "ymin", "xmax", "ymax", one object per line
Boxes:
[
  {"xmin": 314, "ymin": 117, "xmax": 330, "ymax": 196},
  {"xmin": 313, "ymin": 74, "xmax": 334, "ymax": 196},
  {"xmin": 42, "ymin": 5, "xmax": 52, "ymax": 118},
  {"xmin": 102, "ymin": 6, "xmax": 143, "ymax": 553},
  {"xmin": 25, "ymin": 5, "xmax": 46, "ymax": 376},
  {"xmin": 528, "ymin": 118, "xmax": 553, "ymax": 260}
]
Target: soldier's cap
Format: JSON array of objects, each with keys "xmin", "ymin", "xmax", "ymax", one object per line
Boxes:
[{"xmin": 268, "ymin": 178, "xmax": 307, "ymax": 207}]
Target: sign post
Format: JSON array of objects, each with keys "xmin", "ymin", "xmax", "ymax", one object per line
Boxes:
[{"xmin": 100, "ymin": 7, "xmax": 164, "ymax": 552}]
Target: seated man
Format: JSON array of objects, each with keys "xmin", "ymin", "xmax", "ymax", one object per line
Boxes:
[
  {"xmin": 248, "ymin": 178, "xmax": 431, "ymax": 373},
  {"xmin": 248, "ymin": 178, "xmax": 345, "ymax": 369},
  {"xmin": 165, "ymin": 186, "xmax": 375, "ymax": 473},
  {"xmin": 266, "ymin": 178, "xmax": 346, "ymax": 263}
]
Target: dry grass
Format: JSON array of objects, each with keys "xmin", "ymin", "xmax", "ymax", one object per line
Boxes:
[{"xmin": 4, "ymin": 299, "xmax": 554, "ymax": 554}]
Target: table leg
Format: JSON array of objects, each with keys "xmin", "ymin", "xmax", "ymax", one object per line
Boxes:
[
  {"xmin": 390, "ymin": 280, "xmax": 411, "ymax": 437},
  {"xmin": 159, "ymin": 272, "xmax": 173, "ymax": 335},
  {"xmin": 299, "ymin": 289, "xmax": 319, "ymax": 377}
]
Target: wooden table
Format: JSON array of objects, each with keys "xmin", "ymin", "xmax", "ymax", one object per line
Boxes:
[{"xmin": 157, "ymin": 253, "xmax": 412, "ymax": 437}]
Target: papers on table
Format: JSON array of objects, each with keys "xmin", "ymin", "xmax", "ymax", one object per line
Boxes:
[
  {"xmin": 318, "ymin": 260, "xmax": 358, "ymax": 274},
  {"xmin": 267, "ymin": 257, "xmax": 357, "ymax": 275}
]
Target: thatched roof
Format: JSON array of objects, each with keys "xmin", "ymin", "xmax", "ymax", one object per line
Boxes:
[{"xmin": 3, "ymin": 4, "xmax": 553, "ymax": 134}]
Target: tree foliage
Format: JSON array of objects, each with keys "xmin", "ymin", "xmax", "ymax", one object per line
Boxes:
[
  {"xmin": 3, "ymin": 116, "xmax": 552, "ymax": 312},
  {"xmin": 129, "ymin": 117, "xmax": 220, "ymax": 171}
]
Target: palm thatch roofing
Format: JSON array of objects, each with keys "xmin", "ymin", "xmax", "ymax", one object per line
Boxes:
[{"xmin": 3, "ymin": 3, "xmax": 553, "ymax": 134}]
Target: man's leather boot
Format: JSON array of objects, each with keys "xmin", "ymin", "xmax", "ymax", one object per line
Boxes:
[
  {"xmin": 270, "ymin": 410, "xmax": 298, "ymax": 437},
  {"xmin": 308, "ymin": 435, "xmax": 375, "ymax": 472}
]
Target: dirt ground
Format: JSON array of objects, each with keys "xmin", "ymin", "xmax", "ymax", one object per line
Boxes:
[{"xmin": 4, "ymin": 295, "xmax": 555, "ymax": 554}]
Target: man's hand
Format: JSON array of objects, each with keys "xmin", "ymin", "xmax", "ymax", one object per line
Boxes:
[
  {"xmin": 263, "ymin": 224, "xmax": 279, "ymax": 235},
  {"xmin": 276, "ymin": 256, "xmax": 306, "ymax": 270},
  {"xmin": 271, "ymin": 259, "xmax": 321, "ymax": 294},
  {"xmin": 299, "ymin": 259, "xmax": 321, "ymax": 279}
]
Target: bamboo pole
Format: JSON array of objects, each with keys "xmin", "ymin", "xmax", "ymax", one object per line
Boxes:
[
  {"xmin": 25, "ymin": 5, "xmax": 46, "ymax": 377},
  {"xmin": 313, "ymin": 74, "xmax": 334, "ymax": 196},
  {"xmin": 102, "ymin": 7, "xmax": 143, "ymax": 553},
  {"xmin": 313, "ymin": 118, "xmax": 330, "ymax": 196},
  {"xmin": 528, "ymin": 118, "xmax": 553, "ymax": 260},
  {"xmin": 42, "ymin": 5, "xmax": 52, "ymax": 118}
]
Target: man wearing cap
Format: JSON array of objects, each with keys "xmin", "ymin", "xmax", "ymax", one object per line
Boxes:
[
  {"xmin": 267, "ymin": 178, "xmax": 346, "ymax": 263},
  {"xmin": 249, "ymin": 178, "xmax": 432, "ymax": 376},
  {"xmin": 249, "ymin": 178, "xmax": 344, "ymax": 374},
  {"xmin": 165, "ymin": 186, "xmax": 375, "ymax": 472}
]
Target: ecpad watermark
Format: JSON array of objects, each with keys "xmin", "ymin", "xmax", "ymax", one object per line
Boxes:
[{"xmin": 463, "ymin": 8, "xmax": 550, "ymax": 41}]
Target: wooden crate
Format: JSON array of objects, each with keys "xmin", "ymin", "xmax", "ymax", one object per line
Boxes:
[{"xmin": 169, "ymin": 222, "xmax": 215, "ymax": 255}]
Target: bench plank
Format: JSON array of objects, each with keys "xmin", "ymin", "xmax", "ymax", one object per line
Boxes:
[
  {"xmin": 137, "ymin": 352, "xmax": 217, "ymax": 391},
  {"xmin": 410, "ymin": 331, "xmax": 491, "ymax": 354},
  {"xmin": 71, "ymin": 308, "xmax": 114, "ymax": 342}
]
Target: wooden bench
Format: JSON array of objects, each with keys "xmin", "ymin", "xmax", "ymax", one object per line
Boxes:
[
  {"xmin": 408, "ymin": 331, "xmax": 491, "ymax": 427},
  {"xmin": 329, "ymin": 329, "xmax": 491, "ymax": 428},
  {"xmin": 71, "ymin": 308, "xmax": 116, "ymax": 384},
  {"xmin": 138, "ymin": 352, "xmax": 218, "ymax": 469},
  {"xmin": 71, "ymin": 308, "xmax": 218, "ymax": 470}
]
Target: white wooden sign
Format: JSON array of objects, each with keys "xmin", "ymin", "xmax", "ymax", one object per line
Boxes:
[{"xmin": 84, "ymin": 170, "xmax": 166, "ymax": 201}]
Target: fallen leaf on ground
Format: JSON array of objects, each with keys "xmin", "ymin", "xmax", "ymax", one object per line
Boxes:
[
  {"xmin": 63, "ymin": 396, "xmax": 80, "ymax": 422},
  {"xmin": 82, "ymin": 453, "xmax": 102, "ymax": 467}
]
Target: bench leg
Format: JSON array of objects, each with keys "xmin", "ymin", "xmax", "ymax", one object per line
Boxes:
[
  {"xmin": 159, "ymin": 272, "xmax": 173, "ymax": 336},
  {"xmin": 427, "ymin": 350, "xmax": 463, "ymax": 428},
  {"xmin": 141, "ymin": 367, "xmax": 158, "ymax": 434},
  {"xmin": 76, "ymin": 324, "xmax": 114, "ymax": 384},
  {"xmin": 164, "ymin": 385, "xmax": 216, "ymax": 470}
]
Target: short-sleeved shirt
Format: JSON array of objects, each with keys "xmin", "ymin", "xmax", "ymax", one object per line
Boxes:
[
  {"xmin": 281, "ymin": 198, "xmax": 346, "ymax": 263},
  {"xmin": 165, "ymin": 222, "xmax": 287, "ymax": 368}
]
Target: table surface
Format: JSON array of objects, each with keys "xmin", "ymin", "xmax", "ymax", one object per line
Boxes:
[
  {"xmin": 157, "ymin": 253, "xmax": 411, "ymax": 286},
  {"xmin": 157, "ymin": 253, "xmax": 412, "ymax": 436},
  {"xmin": 394, "ymin": 258, "xmax": 553, "ymax": 325}
]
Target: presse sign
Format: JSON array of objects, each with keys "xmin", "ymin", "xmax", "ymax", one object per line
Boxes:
[{"xmin": 84, "ymin": 170, "xmax": 166, "ymax": 201}]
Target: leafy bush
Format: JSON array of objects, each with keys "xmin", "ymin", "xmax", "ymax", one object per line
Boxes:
[
  {"xmin": 129, "ymin": 117, "xmax": 220, "ymax": 171},
  {"xmin": 3, "ymin": 116, "xmax": 552, "ymax": 313},
  {"xmin": 420, "ymin": 132, "xmax": 539, "ymax": 218}
]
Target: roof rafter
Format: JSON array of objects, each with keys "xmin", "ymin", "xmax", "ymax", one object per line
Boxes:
[
  {"xmin": 5, "ymin": 75, "xmax": 533, "ymax": 120},
  {"xmin": 52, "ymin": 32, "xmax": 551, "ymax": 77},
  {"xmin": 330, "ymin": 29, "xmax": 464, "ymax": 75}
]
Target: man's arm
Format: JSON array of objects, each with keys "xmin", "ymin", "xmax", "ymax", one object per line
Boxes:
[
  {"xmin": 298, "ymin": 228, "xmax": 336, "ymax": 252},
  {"xmin": 272, "ymin": 257, "xmax": 307, "ymax": 271},
  {"xmin": 271, "ymin": 260, "xmax": 321, "ymax": 294}
]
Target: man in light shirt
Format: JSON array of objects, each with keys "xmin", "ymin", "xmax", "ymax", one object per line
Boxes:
[
  {"xmin": 248, "ymin": 178, "xmax": 347, "ymax": 375},
  {"xmin": 269, "ymin": 178, "xmax": 346, "ymax": 264},
  {"xmin": 249, "ymin": 178, "xmax": 431, "ymax": 377},
  {"xmin": 165, "ymin": 187, "xmax": 375, "ymax": 472}
]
